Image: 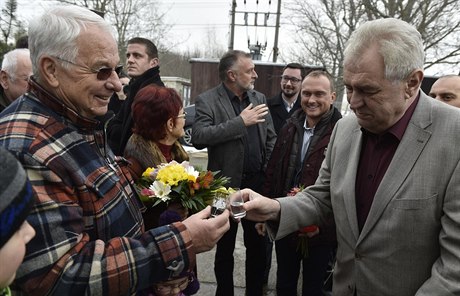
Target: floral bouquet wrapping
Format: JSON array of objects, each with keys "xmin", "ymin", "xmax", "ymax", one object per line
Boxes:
[
  {"xmin": 136, "ymin": 160, "xmax": 230, "ymax": 213},
  {"xmin": 288, "ymin": 186, "xmax": 319, "ymax": 258}
]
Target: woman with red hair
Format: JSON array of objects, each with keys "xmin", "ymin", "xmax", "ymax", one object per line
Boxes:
[
  {"xmin": 124, "ymin": 85, "xmax": 189, "ymax": 229},
  {"xmin": 126, "ymin": 85, "xmax": 199, "ymax": 295}
]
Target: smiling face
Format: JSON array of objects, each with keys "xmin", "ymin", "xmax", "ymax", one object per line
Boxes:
[
  {"xmin": 343, "ymin": 44, "xmax": 417, "ymax": 134},
  {"xmin": 49, "ymin": 25, "xmax": 122, "ymax": 118},
  {"xmin": 281, "ymin": 67, "xmax": 302, "ymax": 99},
  {"xmin": 301, "ymin": 75, "xmax": 336, "ymax": 127}
]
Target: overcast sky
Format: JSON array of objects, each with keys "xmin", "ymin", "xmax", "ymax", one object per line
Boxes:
[
  {"xmin": 13, "ymin": 1, "xmax": 455, "ymax": 74},
  {"xmin": 15, "ymin": 0, "xmax": 295, "ymax": 62}
]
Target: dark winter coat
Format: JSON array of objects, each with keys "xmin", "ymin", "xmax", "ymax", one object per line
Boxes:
[
  {"xmin": 267, "ymin": 92, "xmax": 301, "ymax": 135},
  {"xmin": 263, "ymin": 106, "xmax": 342, "ymax": 246},
  {"xmin": 107, "ymin": 66, "xmax": 164, "ymax": 155}
]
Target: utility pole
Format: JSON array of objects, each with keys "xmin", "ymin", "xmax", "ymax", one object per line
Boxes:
[
  {"xmin": 229, "ymin": 0, "xmax": 237, "ymax": 50},
  {"xmin": 228, "ymin": 0, "xmax": 281, "ymax": 61},
  {"xmin": 273, "ymin": 0, "xmax": 281, "ymax": 62}
]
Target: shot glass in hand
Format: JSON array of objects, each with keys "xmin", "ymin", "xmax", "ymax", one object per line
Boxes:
[
  {"xmin": 229, "ymin": 189, "xmax": 246, "ymax": 219},
  {"xmin": 211, "ymin": 193, "xmax": 228, "ymax": 217}
]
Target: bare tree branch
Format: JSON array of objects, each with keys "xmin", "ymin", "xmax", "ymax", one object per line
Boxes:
[
  {"xmin": 1, "ymin": 0, "xmax": 18, "ymax": 44},
  {"xmin": 286, "ymin": 0, "xmax": 460, "ymax": 109}
]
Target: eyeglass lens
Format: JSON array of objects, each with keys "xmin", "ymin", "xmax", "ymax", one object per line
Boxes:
[
  {"xmin": 96, "ymin": 65, "xmax": 123, "ymax": 80},
  {"xmin": 281, "ymin": 75, "xmax": 301, "ymax": 84}
]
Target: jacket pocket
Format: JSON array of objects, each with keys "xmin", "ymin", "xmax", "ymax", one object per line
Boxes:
[{"xmin": 391, "ymin": 193, "xmax": 438, "ymax": 210}]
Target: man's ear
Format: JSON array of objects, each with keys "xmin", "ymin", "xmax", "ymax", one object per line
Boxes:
[
  {"xmin": 150, "ymin": 57, "xmax": 160, "ymax": 68},
  {"xmin": 405, "ymin": 69, "xmax": 423, "ymax": 99},
  {"xmin": 227, "ymin": 70, "xmax": 236, "ymax": 82},
  {"xmin": 0, "ymin": 70, "xmax": 9, "ymax": 89},
  {"xmin": 330, "ymin": 91, "xmax": 337, "ymax": 103},
  {"xmin": 40, "ymin": 56, "xmax": 60, "ymax": 88}
]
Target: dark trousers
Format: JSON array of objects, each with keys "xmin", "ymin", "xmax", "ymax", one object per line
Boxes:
[
  {"xmin": 214, "ymin": 172, "xmax": 266, "ymax": 296},
  {"xmin": 275, "ymin": 234, "xmax": 334, "ymax": 296}
]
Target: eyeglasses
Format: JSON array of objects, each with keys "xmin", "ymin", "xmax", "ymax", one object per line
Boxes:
[
  {"xmin": 154, "ymin": 276, "xmax": 190, "ymax": 294},
  {"xmin": 176, "ymin": 111, "xmax": 187, "ymax": 118},
  {"xmin": 281, "ymin": 75, "xmax": 302, "ymax": 84},
  {"xmin": 52, "ymin": 56, "xmax": 123, "ymax": 81}
]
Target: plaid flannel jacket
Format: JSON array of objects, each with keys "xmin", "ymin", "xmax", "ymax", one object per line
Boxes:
[{"xmin": 0, "ymin": 79, "xmax": 195, "ymax": 295}]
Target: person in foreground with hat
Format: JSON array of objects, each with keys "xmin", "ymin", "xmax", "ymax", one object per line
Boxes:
[{"xmin": 0, "ymin": 147, "xmax": 36, "ymax": 296}]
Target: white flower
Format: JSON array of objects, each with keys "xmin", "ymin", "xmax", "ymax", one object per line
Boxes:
[
  {"xmin": 149, "ymin": 181, "xmax": 171, "ymax": 202},
  {"xmin": 185, "ymin": 165, "xmax": 199, "ymax": 179},
  {"xmin": 180, "ymin": 161, "xmax": 199, "ymax": 181}
]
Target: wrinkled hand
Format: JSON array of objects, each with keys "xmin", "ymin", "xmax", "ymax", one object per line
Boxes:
[
  {"xmin": 182, "ymin": 206, "xmax": 230, "ymax": 253},
  {"xmin": 255, "ymin": 222, "xmax": 266, "ymax": 236},
  {"xmin": 240, "ymin": 103, "xmax": 269, "ymax": 126},
  {"xmin": 241, "ymin": 188, "xmax": 281, "ymax": 222}
]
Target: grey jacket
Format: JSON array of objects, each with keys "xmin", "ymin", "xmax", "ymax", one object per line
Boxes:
[
  {"xmin": 270, "ymin": 92, "xmax": 460, "ymax": 296},
  {"xmin": 192, "ymin": 83, "xmax": 277, "ymax": 187}
]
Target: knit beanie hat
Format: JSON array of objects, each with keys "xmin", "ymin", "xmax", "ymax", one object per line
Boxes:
[{"xmin": 0, "ymin": 148, "xmax": 34, "ymax": 249}]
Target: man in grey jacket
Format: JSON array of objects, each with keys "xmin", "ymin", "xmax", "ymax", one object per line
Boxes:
[
  {"xmin": 242, "ymin": 18, "xmax": 460, "ymax": 296},
  {"xmin": 192, "ymin": 50, "xmax": 276, "ymax": 296}
]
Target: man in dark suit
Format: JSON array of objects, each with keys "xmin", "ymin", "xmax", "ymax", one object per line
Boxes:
[
  {"xmin": 267, "ymin": 63, "xmax": 305, "ymax": 134},
  {"xmin": 107, "ymin": 37, "xmax": 164, "ymax": 155},
  {"xmin": 192, "ymin": 50, "xmax": 277, "ymax": 296}
]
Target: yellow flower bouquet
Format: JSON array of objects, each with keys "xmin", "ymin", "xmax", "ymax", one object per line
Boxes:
[{"xmin": 136, "ymin": 161, "xmax": 230, "ymax": 213}]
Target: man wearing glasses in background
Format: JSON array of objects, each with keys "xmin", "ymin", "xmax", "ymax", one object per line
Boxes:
[
  {"xmin": 0, "ymin": 48, "xmax": 32, "ymax": 112},
  {"xmin": 0, "ymin": 6, "xmax": 229, "ymax": 295},
  {"xmin": 267, "ymin": 63, "xmax": 305, "ymax": 135}
]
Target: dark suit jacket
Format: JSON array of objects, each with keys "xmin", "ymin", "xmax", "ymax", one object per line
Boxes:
[
  {"xmin": 192, "ymin": 83, "xmax": 277, "ymax": 188},
  {"xmin": 267, "ymin": 92, "xmax": 301, "ymax": 135}
]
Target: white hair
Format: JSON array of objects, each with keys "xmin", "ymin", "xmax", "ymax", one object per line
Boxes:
[
  {"xmin": 344, "ymin": 18, "xmax": 425, "ymax": 81},
  {"xmin": 1, "ymin": 48, "xmax": 30, "ymax": 81},
  {"xmin": 28, "ymin": 5, "xmax": 115, "ymax": 78}
]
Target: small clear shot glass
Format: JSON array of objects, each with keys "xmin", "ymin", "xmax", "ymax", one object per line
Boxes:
[
  {"xmin": 229, "ymin": 189, "xmax": 246, "ymax": 219},
  {"xmin": 211, "ymin": 192, "xmax": 228, "ymax": 217}
]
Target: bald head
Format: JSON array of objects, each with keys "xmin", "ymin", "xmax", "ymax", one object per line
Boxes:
[{"xmin": 429, "ymin": 75, "xmax": 460, "ymax": 108}]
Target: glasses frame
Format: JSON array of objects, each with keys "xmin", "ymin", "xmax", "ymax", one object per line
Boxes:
[
  {"xmin": 281, "ymin": 75, "xmax": 302, "ymax": 85},
  {"xmin": 176, "ymin": 111, "xmax": 187, "ymax": 118},
  {"xmin": 52, "ymin": 56, "xmax": 123, "ymax": 81}
]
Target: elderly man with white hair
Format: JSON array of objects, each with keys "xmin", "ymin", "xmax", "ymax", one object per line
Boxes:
[
  {"xmin": 0, "ymin": 5, "xmax": 229, "ymax": 295},
  {"xmin": 0, "ymin": 48, "xmax": 32, "ymax": 111}
]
